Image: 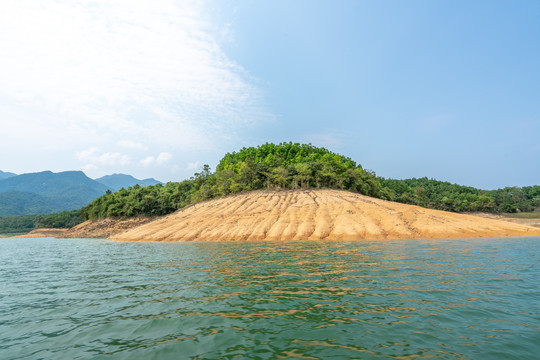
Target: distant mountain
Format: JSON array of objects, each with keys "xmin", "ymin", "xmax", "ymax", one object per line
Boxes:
[
  {"xmin": 0, "ymin": 170, "xmax": 108, "ymax": 197},
  {"xmin": 0, "ymin": 171, "xmax": 109, "ymax": 216},
  {"xmin": 0, "ymin": 170, "xmax": 16, "ymax": 180},
  {"xmin": 95, "ymin": 173, "xmax": 162, "ymax": 192},
  {"xmin": 0, "ymin": 191, "xmax": 59, "ymax": 217}
]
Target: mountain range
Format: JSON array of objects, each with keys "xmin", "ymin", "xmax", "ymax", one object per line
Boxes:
[
  {"xmin": 0, "ymin": 170, "xmax": 16, "ymax": 180},
  {"xmin": 0, "ymin": 171, "xmax": 162, "ymax": 217},
  {"xmin": 95, "ymin": 174, "xmax": 161, "ymax": 192}
]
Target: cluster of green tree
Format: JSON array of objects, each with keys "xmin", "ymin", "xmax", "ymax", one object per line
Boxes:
[
  {"xmin": 0, "ymin": 214, "xmax": 36, "ymax": 235},
  {"xmin": 488, "ymin": 186, "xmax": 540, "ymax": 213},
  {"xmin": 34, "ymin": 210, "xmax": 84, "ymax": 228},
  {"xmin": 80, "ymin": 142, "xmax": 539, "ymax": 221},
  {"xmin": 82, "ymin": 181, "xmax": 196, "ymax": 220},
  {"xmin": 380, "ymin": 177, "xmax": 540, "ymax": 213},
  {"xmin": 201, "ymin": 142, "xmax": 389, "ymax": 199},
  {"xmin": 0, "ymin": 210, "xmax": 83, "ymax": 235},
  {"xmin": 82, "ymin": 143, "xmax": 391, "ymax": 220}
]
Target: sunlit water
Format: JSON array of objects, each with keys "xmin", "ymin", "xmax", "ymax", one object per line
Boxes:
[{"xmin": 1, "ymin": 237, "xmax": 539, "ymax": 360}]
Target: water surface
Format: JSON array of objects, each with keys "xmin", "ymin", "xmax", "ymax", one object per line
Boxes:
[{"xmin": 1, "ymin": 237, "xmax": 539, "ymax": 359}]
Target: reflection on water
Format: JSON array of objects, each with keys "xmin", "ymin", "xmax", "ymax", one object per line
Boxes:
[{"xmin": 1, "ymin": 237, "xmax": 540, "ymax": 359}]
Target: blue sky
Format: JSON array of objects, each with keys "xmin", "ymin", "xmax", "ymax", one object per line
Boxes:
[{"xmin": 0, "ymin": 0, "xmax": 538, "ymax": 189}]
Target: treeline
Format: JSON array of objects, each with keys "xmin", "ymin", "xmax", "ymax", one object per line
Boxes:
[
  {"xmin": 82, "ymin": 143, "xmax": 391, "ymax": 220},
  {"xmin": 81, "ymin": 182, "xmax": 195, "ymax": 220},
  {"xmin": 208, "ymin": 142, "xmax": 388, "ymax": 199},
  {"xmin": 380, "ymin": 178, "xmax": 540, "ymax": 213},
  {"xmin": 0, "ymin": 210, "xmax": 83, "ymax": 235},
  {"xmin": 80, "ymin": 142, "xmax": 539, "ymax": 221},
  {"xmin": 35, "ymin": 209, "xmax": 84, "ymax": 228}
]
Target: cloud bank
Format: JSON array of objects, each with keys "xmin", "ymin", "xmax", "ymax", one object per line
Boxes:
[{"xmin": 0, "ymin": 0, "xmax": 266, "ymax": 179}]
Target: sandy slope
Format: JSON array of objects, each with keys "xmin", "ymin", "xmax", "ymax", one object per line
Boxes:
[
  {"xmin": 60, "ymin": 217, "xmax": 156, "ymax": 238},
  {"xmin": 112, "ymin": 189, "xmax": 540, "ymax": 242},
  {"xmin": 10, "ymin": 217, "xmax": 155, "ymax": 239},
  {"xmin": 471, "ymin": 212, "xmax": 540, "ymax": 229},
  {"xmin": 12, "ymin": 228, "xmax": 68, "ymax": 238}
]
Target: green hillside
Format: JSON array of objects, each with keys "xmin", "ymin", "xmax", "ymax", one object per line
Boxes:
[
  {"xmin": 0, "ymin": 170, "xmax": 107, "ymax": 196},
  {"xmin": 0, "ymin": 171, "xmax": 108, "ymax": 216},
  {"xmin": 0, "ymin": 210, "xmax": 83, "ymax": 235},
  {"xmin": 82, "ymin": 143, "xmax": 389, "ymax": 220},
  {"xmin": 0, "ymin": 191, "xmax": 58, "ymax": 217},
  {"xmin": 81, "ymin": 142, "xmax": 540, "ymax": 221},
  {"xmin": 380, "ymin": 177, "xmax": 540, "ymax": 213}
]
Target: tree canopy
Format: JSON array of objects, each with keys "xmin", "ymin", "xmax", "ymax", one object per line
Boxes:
[
  {"xmin": 82, "ymin": 143, "xmax": 390, "ymax": 220},
  {"xmin": 80, "ymin": 142, "xmax": 540, "ymax": 221},
  {"xmin": 0, "ymin": 209, "xmax": 83, "ymax": 235},
  {"xmin": 380, "ymin": 177, "xmax": 539, "ymax": 213}
]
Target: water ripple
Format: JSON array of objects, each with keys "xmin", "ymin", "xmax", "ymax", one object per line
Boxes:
[{"xmin": 1, "ymin": 237, "xmax": 540, "ymax": 359}]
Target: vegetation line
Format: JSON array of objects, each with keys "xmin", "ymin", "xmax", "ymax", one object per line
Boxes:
[
  {"xmin": 0, "ymin": 210, "xmax": 82, "ymax": 235},
  {"xmin": 81, "ymin": 143, "xmax": 539, "ymax": 221},
  {"xmin": 2, "ymin": 143, "xmax": 538, "ymax": 235}
]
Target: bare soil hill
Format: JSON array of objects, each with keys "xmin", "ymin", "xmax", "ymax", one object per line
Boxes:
[{"xmin": 112, "ymin": 190, "xmax": 540, "ymax": 242}]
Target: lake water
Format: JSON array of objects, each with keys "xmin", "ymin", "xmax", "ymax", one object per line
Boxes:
[{"xmin": 1, "ymin": 237, "xmax": 539, "ymax": 360}]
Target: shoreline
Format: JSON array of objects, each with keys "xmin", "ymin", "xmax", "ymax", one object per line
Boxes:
[
  {"xmin": 8, "ymin": 190, "xmax": 540, "ymax": 241},
  {"xmin": 112, "ymin": 189, "xmax": 540, "ymax": 242}
]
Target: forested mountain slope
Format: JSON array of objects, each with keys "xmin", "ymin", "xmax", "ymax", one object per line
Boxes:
[{"xmin": 0, "ymin": 171, "xmax": 108, "ymax": 216}]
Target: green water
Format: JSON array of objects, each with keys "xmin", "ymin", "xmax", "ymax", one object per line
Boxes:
[{"xmin": 1, "ymin": 237, "xmax": 539, "ymax": 359}]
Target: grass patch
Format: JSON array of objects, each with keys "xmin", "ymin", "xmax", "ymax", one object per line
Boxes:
[{"xmin": 504, "ymin": 212, "xmax": 540, "ymax": 219}]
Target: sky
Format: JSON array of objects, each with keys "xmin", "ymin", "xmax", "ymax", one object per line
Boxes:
[{"xmin": 0, "ymin": 0, "xmax": 538, "ymax": 189}]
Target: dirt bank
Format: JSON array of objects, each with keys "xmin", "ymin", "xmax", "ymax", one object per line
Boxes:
[
  {"xmin": 469, "ymin": 213, "xmax": 540, "ymax": 229},
  {"xmin": 9, "ymin": 217, "xmax": 154, "ymax": 239},
  {"xmin": 60, "ymin": 217, "xmax": 156, "ymax": 238},
  {"xmin": 112, "ymin": 189, "xmax": 540, "ymax": 242},
  {"xmin": 12, "ymin": 228, "xmax": 68, "ymax": 238}
]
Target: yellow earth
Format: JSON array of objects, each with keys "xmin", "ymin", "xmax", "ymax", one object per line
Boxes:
[{"xmin": 112, "ymin": 189, "xmax": 540, "ymax": 242}]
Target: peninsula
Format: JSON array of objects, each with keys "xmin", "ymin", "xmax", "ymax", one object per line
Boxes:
[{"xmin": 7, "ymin": 143, "xmax": 540, "ymax": 241}]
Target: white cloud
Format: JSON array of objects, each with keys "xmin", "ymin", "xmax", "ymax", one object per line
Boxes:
[
  {"xmin": 140, "ymin": 156, "xmax": 155, "ymax": 167},
  {"xmin": 140, "ymin": 152, "xmax": 172, "ymax": 167},
  {"xmin": 100, "ymin": 153, "xmax": 131, "ymax": 166},
  {"xmin": 77, "ymin": 147, "xmax": 131, "ymax": 166},
  {"xmin": 156, "ymin": 152, "xmax": 172, "ymax": 165},
  {"xmin": 76, "ymin": 147, "xmax": 100, "ymax": 160},
  {"xmin": 0, "ymin": 0, "xmax": 269, "ymax": 177}
]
